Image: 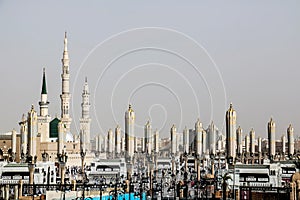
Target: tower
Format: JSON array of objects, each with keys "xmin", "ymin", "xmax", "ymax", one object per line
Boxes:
[
  {"xmin": 258, "ymin": 137, "xmax": 262, "ymax": 153},
  {"xmin": 79, "ymin": 78, "xmax": 91, "ymax": 152},
  {"xmin": 268, "ymin": 118, "xmax": 276, "ymax": 159},
  {"xmin": 195, "ymin": 118, "xmax": 203, "ymax": 156},
  {"xmin": 183, "ymin": 126, "xmax": 189, "ymax": 154},
  {"xmin": 225, "ymin": 103, "xmax": 237, "ymax": 163},
  {"xmin": 19, "ymin": 114, "xmax": 28, "ymax": 157},
  {"xmin": 250, "ymin": 128, "xmax": 255, "ymax": 155},
  {"xmin": 287, "ymin": 124, "xmax": 294, "ymax": 156},
  {"xmin": 115, "ymin": 125, "xmax": 121, "ymax": 156},
  {"xmin": 28, "ymin": 105, "xmax": 38, "ymax": 161},
  {"xmin": 236, "ymin": 126, "xmax": 243, "ymax": 156},
  {"xmin": 170, "ymin": 124, "xmax": 177, "ymax": 155},
  {"xmin": 38, "ymin": 68, "xmax": 51, "ymax": 142},
  {"xmin": 97, "ymin": 134, "xmax": 102, "ymax": 153},
  {"xmin": 153, "ymin": 129, "xmax": 159, "ymax": 154},
  {"xmin": 144, "ymin": 121, "xmax": 152, "ymax": 154},
  {"xmin": 208, "ymin": 121, "xmax": 216, "ymax": 155},
  {"xmin": 202, "ymin": 130, "xmax": 207, "ymax": 154},
  {"xmin": 107, "ymin": 129, "xmax": 114, "ymax": 156},
  {"xmin": 281, "ymin": 135, "xmax": 286, "ymax": 155},
  {"xmin": 245, "ymin": 134, "xmax": 250, "ymax": 154},
  {"xmin": 60, "ymin": 32, "xmax": 72, "ymax": 134},
  {"xmin": 125, "ymin": 105, "xmax": 135, "ymax": 158}
]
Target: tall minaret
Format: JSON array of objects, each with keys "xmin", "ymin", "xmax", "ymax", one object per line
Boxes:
[
  {"xmin": 245, "ymin": 134, "xmax": 250, "ymax": 154},
  {"xmin": 115, "ymin": 125, "xmax": 121, "ymax": 156},
  {"xmin": 107, "ymin": 129, "xmax": 114, "ymax": 156},
  {"xmin": 250, "ymin": 128, "xmax": 255, "ymax": 155},
  {"xmin": 79, "ymin": 78, "xmax": 91, "ymax": 152},
  {"xmin": 97, "ymin": 134, "xmax": 102, "ymax": 152},
  {"xmin": 287, "ymin": 124, "xmax": 295, "ymax": 156},
  {"xmin": 125, "ymin": 104, "xmax": 135, "ymax": 158},
  {"xmin": 60, "ymin": 32, "xmax": 72, "ymax": 134},
  {"xmin": 281, "ymin": 135, "xmax": 286, "ymax": 156},
  {"xmin": 225, "ymin": 103, "xmax": 237, "ymax": 162},
  {"xmin": 39, "ymin": 68, "xmax": 49, "ymax": 117},
  {"xmin": 183, "ymin": 126, "xmax": 189, "ymax": 154},
  {"xmin": 236, "ymin": 126, "xmax": 243, "ymax": 156},
  {"xmin": 144, "ymin": 121, "xmax": 152, "ymax": 154},
  {"xmin": 258, "ymin": 137, "xmax": 262, "ymax": 154},
  {"xmin": 153, "ymin": 129, "xmax": 159, "ymax": 154},
  {"xmin": 28, "ymin": 105, "xmax": 38, "ymax": 161},
  {"xmin": 195, "ymin": 118, "xmax": 203, "ymax": 156},
  {"xmin": 268, "ymin": 117, "xmax": 276, "ymax": 159},
  {"xmin": 208, "ymin": 121, "xmax": 216, "ymax": 155},
  {"xmin": 19, "ymin": 114, "xmax": 28, "ymax": 157},
  {"xmin": 170, "ymin": 124, "xmax": 177, "ymax": 155},
  {"xmin": 202, "ymin": 130, "xmax": 207, "ymax": 154},
  {"xmin": 38, "ymin": 68, "xmax": 51, "ymax": 142}
]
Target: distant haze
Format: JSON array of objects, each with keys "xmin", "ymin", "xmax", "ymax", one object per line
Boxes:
[{"xmin": 0, "ymin": 1, "xmax": 299, "ymax": 139}]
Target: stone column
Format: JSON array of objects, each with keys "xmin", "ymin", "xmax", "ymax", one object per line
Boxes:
[
  {"xmin": 197, "ymin": 161, "xmax": 201, "ymax": 182},
  {"xmin": 18, "ymin": 180, "xmax": 23, "ymax": 198},
  {"xmin": 29, "ymin": 163, "xmax": 35, "ymax": 185},
  {"xmin": 4, "ymin": 185, "xmax": 9, "ymax": 200},
  {"xmin": 0, "ymin": 186, "xmax": 4, "ymax": 199},
  {"xmin": 61, "ymin": 163, "xmax": 66, "ymax": 184},
  {"xmin": 72, "ymin": 179, "xmax": 76, "ymax": 191},
  {"xmin": 296, "ymin": 180, "xmax": 300, "ymax": 200},
  {"xmin": 13, "ymin": 185, "xmax": 18, "ymax": 200},
  {"xmin": 290, "ymin": 182, "xmax": 295, "ymax": 200}
]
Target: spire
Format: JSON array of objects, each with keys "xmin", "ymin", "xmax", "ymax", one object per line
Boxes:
[
  {"xmin": 64, "ymin": 31, "xmax": 68, "ymax": 52},
  {"xmin": 62, "ymin": 31, "xmax": 69, "ymax": 64},
  {"xmin": 41, "ymin": 68, "xmax": 47, "ymax": 94}
]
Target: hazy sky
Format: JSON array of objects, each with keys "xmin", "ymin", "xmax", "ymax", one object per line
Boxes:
[{"xmin": 0, "ymin": 1, "xmax": 299, "ymax": 139}]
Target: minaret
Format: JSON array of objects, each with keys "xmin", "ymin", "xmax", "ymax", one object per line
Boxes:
[
  {"xmin": 236, "ymin": 126, "xmax": 243, "ymax": 156},
  {"xmin": 95, "ymin": 136, "xmax": 99, "ymax": 153},
  {"xmin": 125, "ymin": 105, "xmax": 135, "ymax": 158},
  {"xmin": 268, "ymin": 118, "xmax": 276, "ymax": 159},
  {"xmin": 202, "ymin": 130, "xmax": 207, "ymax": 154},
  {"xmin": 208, "ymin": 121, "xmax": 216, "ymax": 155},
  {"xmin": 38, "ymin": 68, "xmax": 51, "ymax": 142},
  {"xmin": 79, "ymin": 78, "xmax": 91, "ymax": 152},
  {"xmin": 225, "ymin": 103, "xmax": 237, "ymax": 162},
  {"xmin": 258, "ymin": 137, "xmax": 262, "ymax": 154},
  {"xmin": 60, "ymin": 32, "xmax": 72, "ymax": 134},
  {"xmin": 144, "ymin": 121, "xmax": 152, "ymax": 154},
  {"xmin": 250, "ymin": 128, "xmax": 255, "ymax": 155},
  {"xmin": 28, "ymin": 105, "xmax": 38, "ymax": 161},
  {"xmin": 19, "ymin": 114, "xmax": 28, "ymax": 157},
  {"xmin": 281, "ymin": 135, "xmax": 286, "ymax": 156},
  {"xmin": 287, "ymin": 124, "xmax": 295, "ymax": 156},
  {"xmin": 97, "ymin": 134, "xmax": 102, "ymax": 152},
  {"xmin": 39, "ymin": 68, "xmax": 49, "ymax": 117},
  {"xmin": 115, "ymin": 125, "xmax": 121, "ymax": 156},
  {"xmin": 107, "ymin": 129, "xmax": 114, "ymax": 156},
  {"xmin": 153, "ymin": 129, "xmax": 159, "ymax": 154},
  {"xmin": 245, "ymin": 134, "xmax": 250, "ymax": 154},
  {"xmin": 195, "ymin": 119, "xmax": 203, "ymax": 156},
  {"xmin": 170, "ymin": 124, "xmax": 177, "ymax": 155},
  {"xmin": 11, "ymin": 129, "xmax": 17, "ymax": 161},
  {"xmin": 183, "ymin": 126, "xmax": 189, "ymax": 154}
]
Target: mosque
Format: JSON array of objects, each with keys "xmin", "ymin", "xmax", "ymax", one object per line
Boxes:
[{"xmin": 0, "ymin": 33, "xmax": 93, "ymax": 167}]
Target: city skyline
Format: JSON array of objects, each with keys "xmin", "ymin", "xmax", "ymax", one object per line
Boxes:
[{"xmin": 0, "ymin": 1, "xmax": 299, "ymax": 139}]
